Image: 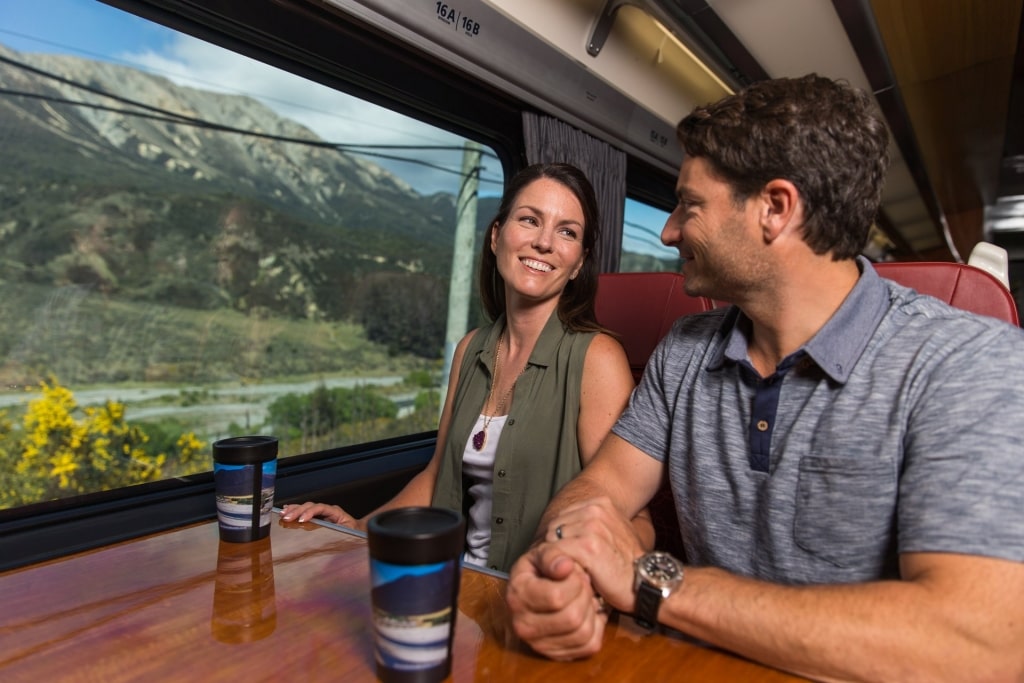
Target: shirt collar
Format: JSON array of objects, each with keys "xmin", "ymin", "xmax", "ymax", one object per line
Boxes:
[
  {"xmin": 709, "ymin": 256, "xmax": 889, "ymax": 383},
  {"xmin": 478, "ymin": 308, "xmax": 566, "ymax": 372}
]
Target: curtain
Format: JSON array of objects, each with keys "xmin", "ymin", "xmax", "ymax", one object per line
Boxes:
[{"xmin": 522, "ymin": 113, "xmax": 626, "ymax": 273}]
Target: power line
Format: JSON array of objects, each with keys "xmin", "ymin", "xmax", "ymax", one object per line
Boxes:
[
  {"xmin": 623, "ymin": 219, "xmax": 666, "ymax": 244},
  {"xmin": 0, "ymin": 28, "xmax": 464, "ymax": 152},
  {"xmin": 0, "ymin": 53, "xmax": 504, "ymax": 186}
]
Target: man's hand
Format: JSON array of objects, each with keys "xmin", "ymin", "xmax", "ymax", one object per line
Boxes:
[
  {"xmin": 538, "ymin": 496, "xmax": 647, "ymax": 613},
  {"xmin": 506, "ymin": 542, "xmax": 609, "ymax": 660},
  {"xmin": 507, "ymin": 496, "xmax": 652, "ymax": 659}
]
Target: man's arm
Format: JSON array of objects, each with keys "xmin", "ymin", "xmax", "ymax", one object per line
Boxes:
[
  {"xmin": 521, "ymin": 513, "xmax": 1024, "ymax": 682},
  {"xmin": 510, "ymin": 437, "xmax": 1024, "ymax": 680},
  {"xmin": 533, "ymin": 432, "xmax": 663, "ymax": 544},
  {"xmin": 657, "ymin": 551, "xmax": 1024, "ymax": 682}
]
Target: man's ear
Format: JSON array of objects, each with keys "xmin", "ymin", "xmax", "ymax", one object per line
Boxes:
[{"xmin": 760, "ymin": 179, "xmax": 800, "ymax": 243}]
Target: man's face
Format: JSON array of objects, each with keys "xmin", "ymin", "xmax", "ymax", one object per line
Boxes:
[{"xmin": 661, "ymin": 157, "xmax": 767, "ymax": 301}]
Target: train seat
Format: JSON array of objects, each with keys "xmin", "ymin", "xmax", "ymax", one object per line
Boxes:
[
  {"xmin": 596, "ymin": 262, "xmax": 1018, "ymax": 384},
  {"xmin": 595, "ymin": 271, "xmax": 711, "ymax": 558},
  {"xmin": 875, "ymin": 261, "xmax": 1019, "ymax": 325},
  {"xmin": 595, "ymin": 272, "xmax": 713, "ymax": 383}
]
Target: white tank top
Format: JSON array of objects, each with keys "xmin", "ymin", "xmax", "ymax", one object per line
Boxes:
[{"xmin": 461, "ymin": 413, "xmax": 506, "ymax": 567}]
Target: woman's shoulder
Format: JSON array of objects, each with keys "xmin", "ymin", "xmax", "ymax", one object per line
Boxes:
[
  {"xmin": 587, "ymin": 330, "xmax": 627, "ymax": 356},
  {"xmin": 581, "ymin": 331, "xmax": 630, "ymax": 372},
  {"xmin": 453, "ymin": 327, "xmax": 485, "ymax": 362}
]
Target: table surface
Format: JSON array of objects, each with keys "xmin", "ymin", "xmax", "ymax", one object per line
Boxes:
[{"xmin": 0, "ymin": 513, "xmax": 806, "ymax": 682}]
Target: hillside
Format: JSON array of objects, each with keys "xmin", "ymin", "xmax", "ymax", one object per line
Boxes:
[{"xmin": 0, "ymin": 44, "xmax": 493, "ymax": 325}]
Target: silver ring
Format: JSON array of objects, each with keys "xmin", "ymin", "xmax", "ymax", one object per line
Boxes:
[{"xmin": 555, "ymin": 524, "xmax": 563, "ymax": 540}]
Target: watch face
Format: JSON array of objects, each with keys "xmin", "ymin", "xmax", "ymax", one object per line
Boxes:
[{"xmin": 638, "ymin": 552, "xmax": 683, "ymax": 589}]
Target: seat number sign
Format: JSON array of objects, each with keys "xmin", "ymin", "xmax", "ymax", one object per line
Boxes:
[{"xmin": 435, "ymin": 2, "xmax": 481, "ymax": 37}]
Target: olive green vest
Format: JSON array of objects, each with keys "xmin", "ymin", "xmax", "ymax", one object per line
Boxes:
[{"xmin": 432, "ymin": 310, "xmax": 595, "ymax": 572}]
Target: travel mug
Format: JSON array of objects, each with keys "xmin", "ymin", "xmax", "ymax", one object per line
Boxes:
[
  {"xmin": 212, "ymin": 435, "xmax": 278, "ymax": 543},
  {"xmin": 367, "ymin": 507, "xmax": 465, "ymax": 683}
]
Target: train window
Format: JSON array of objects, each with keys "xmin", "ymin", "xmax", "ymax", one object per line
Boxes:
[
  {"xmin": 620, "ymin": 198, "xmax": 682, "ymax": 272},
  {"xmin": 0, "ymin": 0, "xmax": 504, "ymax": 510}
]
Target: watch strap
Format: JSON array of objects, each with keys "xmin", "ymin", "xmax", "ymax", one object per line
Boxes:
[{"xmin": 633, "ymin": 580, "xmax": 663, "ymax": 630}]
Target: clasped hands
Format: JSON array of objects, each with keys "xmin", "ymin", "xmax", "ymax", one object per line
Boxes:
[{"xmin": 506, "ymin": 497, "xmax": 646, "ymax": 660}]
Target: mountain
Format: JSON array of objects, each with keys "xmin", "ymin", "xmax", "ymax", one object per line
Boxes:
[{"xmin": 0, "ymin": 44, "xmax": 495, "ymax": 322}]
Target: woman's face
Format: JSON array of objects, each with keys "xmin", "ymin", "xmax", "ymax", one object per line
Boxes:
[{"xmin": 491, "ymin": 177, "xmax": 587, "ymax": 307}]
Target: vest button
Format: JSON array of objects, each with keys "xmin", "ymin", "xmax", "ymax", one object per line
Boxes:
[
  {"xmin": 498, "ymin": 469, "xmax": 507, "ymax": 477},
  {"xmin": 756, "ymin": 419, "xmax": 769, "ymax": 432},
  {"xmin": 495, "ymin": 517, "xmax": 504, "ymax": 524}
]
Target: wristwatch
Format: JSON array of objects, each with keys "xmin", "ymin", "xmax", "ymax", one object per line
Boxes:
[{"xmin": 632, "ymin": 551, "xmax": 685, "ymax": 630}]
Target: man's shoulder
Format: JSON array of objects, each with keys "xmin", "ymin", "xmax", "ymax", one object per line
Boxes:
[
  {"xmin": 863, "ymin": 281, "xmax": 1024, "ymax": 392},
  {"xmin": 879, "ymin": 280, "xmax": 1022, "ymax": 347}
]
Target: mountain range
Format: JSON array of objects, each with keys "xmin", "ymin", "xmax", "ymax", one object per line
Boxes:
[{"xmin": 0, "ymin": 44, "xmax": 491, "ymax": 322}]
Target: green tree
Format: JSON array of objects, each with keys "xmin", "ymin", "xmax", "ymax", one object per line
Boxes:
[
  {"xmin": 266, "ymin": 384, "xmax": 398, "ymax": 440},
  {"xmin": 358, "ymin": 272, "xmax": 446, "ymax": 358}
]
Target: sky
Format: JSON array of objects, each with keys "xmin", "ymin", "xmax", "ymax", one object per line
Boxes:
[{"xmin": 0, "ymin": 0, "xmax": 673, "ymax": 256}]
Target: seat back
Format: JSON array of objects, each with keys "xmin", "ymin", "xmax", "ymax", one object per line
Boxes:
[
  {"xmin": 595, "ymin": 272, "xmax": 712, "ymax": 558},
  {"xmin": 595, "ymin": 272, "xmax": 713, "ymax": 383},
  {"xmin": 874, "ymin": 261, "xmax": 1019, "ymax": 326}
]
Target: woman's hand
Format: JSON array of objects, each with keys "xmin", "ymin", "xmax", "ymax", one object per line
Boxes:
[{"xmin": 280, "ymin": 501, "xmax": 362, "ymax": 530}]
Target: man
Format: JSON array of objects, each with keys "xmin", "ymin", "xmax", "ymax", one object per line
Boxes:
[{"xmin": 505, "ymin": 74, "xmax": 1024, "ymax": 681}]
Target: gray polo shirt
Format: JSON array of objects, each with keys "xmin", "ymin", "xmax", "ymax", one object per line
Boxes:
[{"xmin": 614, "ymin": 258, "xmax": 1024, "ymax": 584}]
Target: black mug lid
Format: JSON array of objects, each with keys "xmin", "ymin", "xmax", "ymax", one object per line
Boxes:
[
  {"xmin": 213, "ymin": 435, "xmax": 278, "ymax": 465},
  {"xmin": 367, "ymin": 507, "xmax": 465, "ymax": 565}
]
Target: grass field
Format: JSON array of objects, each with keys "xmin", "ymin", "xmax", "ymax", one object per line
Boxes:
[
  {"xmin": 0, "ymin": 281, "xmax": 432, "ymax": 388},
  {"xmin": 0, "ymin": 281, "xmax": 441, "ymax": 447}
]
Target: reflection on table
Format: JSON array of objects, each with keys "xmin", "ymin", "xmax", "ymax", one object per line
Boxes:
[{"xmin": 0, "ymin": 514, "xmax": 806, "ymax": 682}]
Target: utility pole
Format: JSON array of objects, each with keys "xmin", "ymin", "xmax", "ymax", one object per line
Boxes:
[{"xmin": 440, "ymin": 141, "xmax": 482, "ymax": 416}]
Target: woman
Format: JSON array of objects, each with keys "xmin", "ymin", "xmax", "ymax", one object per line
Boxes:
[{"xmin": 282, "ymin": 163, "xmax": 645, "ymax": 572}]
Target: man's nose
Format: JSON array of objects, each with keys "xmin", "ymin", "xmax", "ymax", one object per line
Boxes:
[{"xmin": 661, "ymin": 216, "xmax": 680, "ymax": 246}]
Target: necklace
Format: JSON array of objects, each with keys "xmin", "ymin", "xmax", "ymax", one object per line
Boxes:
[{"xmin": 472, "ymin": 332, "xmax": 527, "ymax": 451}]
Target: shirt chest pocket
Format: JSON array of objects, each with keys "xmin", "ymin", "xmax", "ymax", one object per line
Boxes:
[{"xmin": 794, "ymin": 456, "xmax": 897, "ymax": 571}]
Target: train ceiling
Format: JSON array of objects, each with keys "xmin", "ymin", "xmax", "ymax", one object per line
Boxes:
[{"xmin": 646, "ymin": 0, "xmax": 1024, "ymax": 263}]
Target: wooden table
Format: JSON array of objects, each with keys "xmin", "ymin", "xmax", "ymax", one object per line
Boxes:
[{"xmin": 0, "ymin": 513, "xmax": 806, "ymax": 682}]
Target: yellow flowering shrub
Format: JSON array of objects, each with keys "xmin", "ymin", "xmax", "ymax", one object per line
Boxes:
[{"xmin": 1, "ymin": 377, "xmax": 207, "ymax": 509}]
